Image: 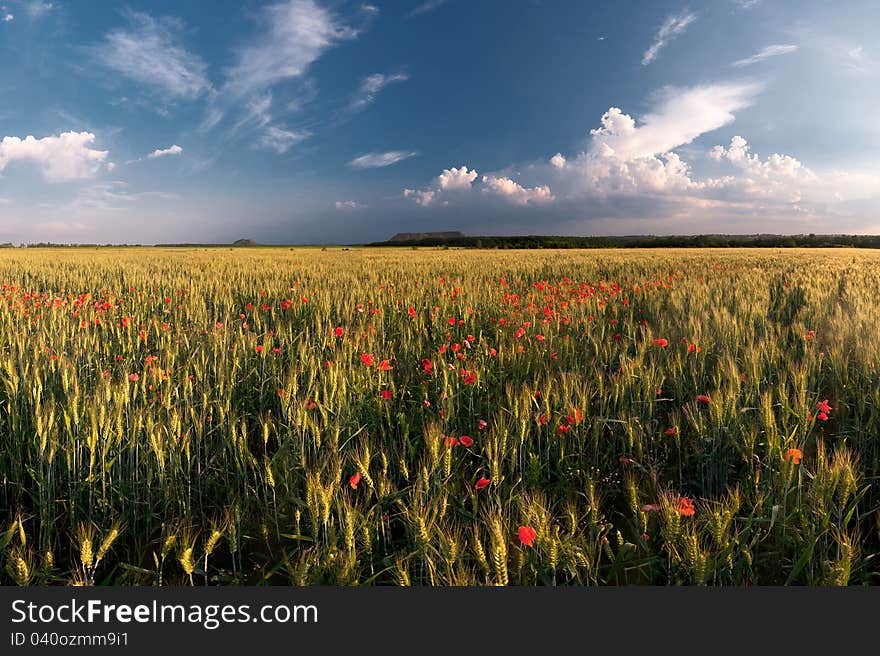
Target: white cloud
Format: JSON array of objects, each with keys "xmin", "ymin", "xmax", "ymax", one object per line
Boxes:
[
  {"xmin": 2, "ymin": 13, "xmax": 12, "ymax": 22},
  {"xmin": 335, "ymin": 200, "xmax": 363, "ymax": 210},
  {"xmin": 398, "ymin": 80, "xmax": 880, "ymax": 228},
  {"xmin": 258, "ymin": 126, "xmax": 310, "ymax": 154},
  {"xmin": 403, "ymin": 188, "xmax": 437, "ymax": 206},
  {"xmin": 361, "ymin": 4, "xmax": 379, "ymax": 15},
  {"xmin": 405, "ymin": 165, "xmax": 553, "ymax": 207},
  {"xmin": 642, "ymin": 10, "xmax": 696, "ymax": 65},
  {"xmin": 224, "ymin": 0, "xmax": 356, "ymax": 98},
  {"xmin": 732, "ymin": 44, "xmax": 798, "ymax": 67},
  {"xmin": 90, "ymin": 11, "xmax": 210, "ymax": 101},
  {"xmin": 437, "ymin": 165, "xmax": 478, "ymax": 190},
  {"xmin": 348, "ymin": 150, "xmax": 417, "ymax": 169},
  {"xmin": 0, "ymin": 131, "xmax": 109, "ymax": 181},
  {"xmin": 408, "ymin": 0, "xmax": 447, "ymax": 17},
  {"xmin": 844, "ymin": 46, "xmax": 874, "ymax": 75},
  {"xmin": 147, "ymin": 144, "xmax": 183, "ymax": 159},
  {"xmin": 707, "ymin": 135, "xmax": 816, "ymax": 201},
  {"xmin": 587, "ymin": 82, "xmax": 760, "ymax": 161},
  {"xmin": 481, "ymin": 175, "xmax": 554, "ymax": 204},
  {"xmin": 350, "ymin": 73, "xmax": 409, "ymax": 110},
  {"xmin": 21, "ymin": 1, "xmax": 53, "ymax": 18}
]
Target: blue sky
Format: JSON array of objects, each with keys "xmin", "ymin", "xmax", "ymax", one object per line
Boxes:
[{"xmin": 0, "ymin": 0, "xmax": 878, "ymax": 244}]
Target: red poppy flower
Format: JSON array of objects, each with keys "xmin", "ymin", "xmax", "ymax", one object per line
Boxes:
[
  {"xmin": 696, "ymin": 394, "xmax": 710, "ymax": 404},
  {"xmin": 817, "ymin": 412, "xmax": 828, "ymax": 421},
  {"xmin": 677, "ymin": 497, "xmax": 695, "ymax": 517},
  {"xmin": 255, "ymin": 345, "xmax": 264, "ymax": 354},
  {"xmin": 478, "ymin": 419, "xmax": 488, "ymax": 430},
  {"xmin": 463, "ymin": 374, "xmax": 476, "ymax": 385},
  {"xmin": 459, "ymin": 435, "xmax": 474, "ymax": 447},
  {"xmin": 515, "ymin": 328, "xmax": 526, "ymax": 339},
  {"xmin": 408, "ymin": 307, "xmax": 417, "ymax": 318},
  {"xmin": 379, "ymin": 390, "xmax": 392, "ymax": 401},
  {"xmin": 687, "ymin": 343, "xmax": 700, "ymax": 353},
  {"xmin": 349, "ymin": 472, "xmax": 361, "ymax": 489},
  {"xmin": 444, "ymin": 436, "xmax": 460, "ymax": 447},
  {"xmin": 652, "ymin": 338, "xmax": 668, "ymax": 347},
  {"xmin": 785, "ymin": 448, "xmax": 803, "ymax": 464},
  {"xmin": 474, "ymin": 477, "xmax": 491, "ymax": 490},
  {"xmin": 360, "ymin": 353, "xmax": 374, "ymax": 367},
  {"xmin": 817, "ymin": 399, "xmax": 831, "ymax": 414},
  {"xmin": 378, "ymin": 359, "xmax": 393, "ymax": 371},
  {"xmin": 422, "ymin": 358, "xmax": 433, "ymax": 374},
  {"xmin": 334, "ymin": 326, "xmax": 344, "ymax": 337},
  {"xmin": 128, "ymin": 373, "xmax": 139, "ymax": 381},
  {"xmin": 518, "ymin": 525, "xmax": 537, "ymax": 547}
]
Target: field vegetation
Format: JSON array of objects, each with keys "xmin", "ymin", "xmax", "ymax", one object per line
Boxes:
[{"xmin": 1, "ymin": 247, "xmax": 878, "ymax": 585}]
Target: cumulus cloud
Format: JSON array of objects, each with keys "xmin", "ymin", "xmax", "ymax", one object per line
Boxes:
[
  {"xmin": 438, "ymin": 165, "xmax": 479, "ymax": 190},
  {"xmin": 405, "ymin": 165, "xmax": 553, "ymax": 207},
  {"xmin": 588, "ymin": 82, "xmax": 760, "ymax": 160},
  {"xmin": 642, "ymin": 10, "xmax": 696, "ymax": 65},
  {"xmin": 707, "ymin": 135, "xmax": 816, "ymax": 201},
  {"xmin": 0, "ymin": 131, "xmax": 109, "ymax": 181},
  {"xmin": 147, "ymin": 144, "xmax": 183, "ymax": 159},
  {"xmin": 404, "ymin": 165, "xmax": 478, "ymax": 206},
  {"xmin": 3, "ymin": 13, "xmax": 12, "ymax": 21},
  {"xmin": 350, "ymin": 73, "xmax": 408, "ymax": 110},
  {"xmin": 481, "ymin": 175, "xmax": 554, "ymax": 204},
  {"xmin": 403, "ymin": 188, "xmax": 437, "ymax": 206},
  {"xmin": 224, "ymin": 0, "xmax": 357, "ymax": 98},
  {"xmin": 398, "ymin": 80, "xmax": 880, "ymax": 228},
  {"xmin": 335, "ymin": 200, "xmax": 363, "ymax": 210},
  {"xmin": 89, "ymin": 11, "xmax": 211, "ymax": 101},
  {"xmin": 732, "ymin": 44, "xmax": 798, "ymax": 67},
  {"xmin": 258, "ymin": 126, "xmax": 310, "ymax": 154},
  {"xmin": 348, "ymin": 150, "xmax": 418, "ymax": 169}
]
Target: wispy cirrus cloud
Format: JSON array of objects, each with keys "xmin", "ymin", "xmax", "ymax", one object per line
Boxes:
[
  {"xmin": 350, "ymin": 73, "xmax": 409, "ymax": 111},
  {"xmin": 642, "ymin": 10, "xmax": 696, "ymax": 66},
  {"xmin": 89, "ymin": 11, "xmax": 211, "ymax": 102},
  {"xmin": 223, "ymin": 0, "xmax": 357, "ymax": 99},
  {"xmin": 348, "ymin": 150, "xmax": 417, "ymax": 169},
  {"xmin": 258, "ymin": 126, "xmax": 310, "ymax": 154},
  {"xmin": 844, "ymin": 46, "xmax": 875, "ymax": 75},
  {"xmin": 204, "ymin": 0, "xmax": 358, "ymax": 154},
  {"xmin": 732, "ymin": 44, "xmax": 798, "ymax": 67},
  {"xmin": 408, "ymin": 0, "xmax": 448, "ymax": 18},
  {"xmin": 19, "ymin": 1, "xmax": 53, "ymax": 18}
]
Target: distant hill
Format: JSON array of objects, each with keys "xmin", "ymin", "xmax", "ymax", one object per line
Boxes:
[{"xmin": 388, "ymin": 231, "xmax": 465, "ymax": 243}]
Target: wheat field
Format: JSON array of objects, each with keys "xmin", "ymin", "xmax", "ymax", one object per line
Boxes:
[{"xmin": 1, "ymin": 246, "xmax": 878, "ymax": 585}]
